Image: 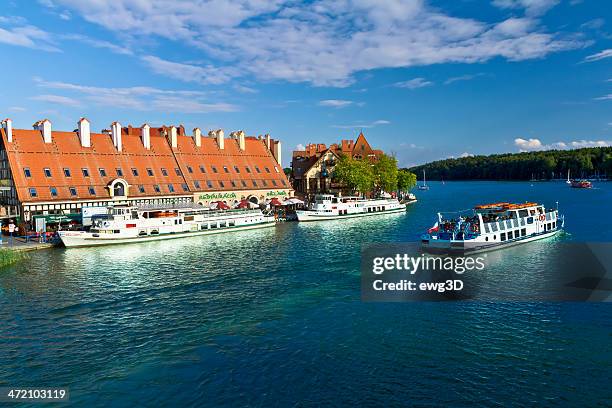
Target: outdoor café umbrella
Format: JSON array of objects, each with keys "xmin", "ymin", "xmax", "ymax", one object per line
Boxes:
[{"xmin": 269, "ymin": 197, "xmax": 283, "ymax": 207}]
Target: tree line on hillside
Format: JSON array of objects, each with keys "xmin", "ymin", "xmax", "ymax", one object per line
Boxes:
[
  {"xmin": 407, "ymin": 147, "xmax": 612, "ymax": 181},
  {"xmin": 332, "ymin": 154, "xmax": 417, "ymax": 195}
]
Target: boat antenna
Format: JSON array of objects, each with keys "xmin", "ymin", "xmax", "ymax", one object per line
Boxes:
[{"xmin": 556, "ymin": 201, "xmax": 559, "ymax": 210}]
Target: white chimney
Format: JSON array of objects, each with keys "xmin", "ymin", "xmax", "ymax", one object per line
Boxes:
[
  {"xmin": 77, "ymin": 117, "xmax": 91, "ymax": 147},
  {"xmin": 1, "ymin": 118, "xmax": 12, "ymax": 142},
  {"xmin": 273, "ymin": 140, "xmax": 282, "ymax": 165},
  {"xmin": 111, "ymin": 121, "xmax": 122, "ymax": 152},
  {"xmin": 238, "ymin": 130, "xmax": 246, "ymax": 151},
  {"xmin": 141, "ymin": 124, "xmax": 151, "ymax": 150},
  {"xmin": 169, "ymin": 126, "xmax": 177, "ymax": 148},
  {"xmin": 216, "ymin": 129, "xmax": 224, "ymax": 150},
  {"xmin": 265, "ymin": 133, "xmax": 271, "ymax": 150},
  {"xmin": 34, "ymin": 119, "xmax": 52, "ymax": 143},
  {"xmin": 194, "ymin": 127, "xmax": 201, "ymax": 147}
]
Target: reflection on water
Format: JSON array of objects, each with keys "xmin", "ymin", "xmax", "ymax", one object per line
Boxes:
[{"xmin": 0, "ymin": 182, "xmax": 610, "ymax": 407}]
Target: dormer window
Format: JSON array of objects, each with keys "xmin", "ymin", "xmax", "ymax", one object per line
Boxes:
[
  {"xmin": 24, "ymin": 168, "xmax": 32, "ymax": 178},
  {"xmin": 131, "ymin": 168, "xmax": 139, "ymax": 177},
  {"xmin": 44, "ymin": 168, "xmax": 52, "ymax": 177},
  {"xmin": 99, "ymin": 168, "xmax": 107, "ymax": 177},
  {"xmin": 63, "ymin": 168, "xmax": 71, "ymax": 177},
  {"xmin": 82, "ymin": 168, "xmax": 90, "ymax": 177},
  {"xmin": 50, "ymin": 187, "xmax": 58, "ymax": 197}
]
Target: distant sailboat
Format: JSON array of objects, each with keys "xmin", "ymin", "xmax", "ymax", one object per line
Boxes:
[
  {"xmin": 418, "ymin": 170, "xmax": 430, "ymax": 190},
  {"xmin": 566, "ymin": 169, "xmax": 571, "ymax": 185}
]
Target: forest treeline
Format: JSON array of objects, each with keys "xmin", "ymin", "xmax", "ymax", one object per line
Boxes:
[{"xmin": 407, "ymin": 147, "xmax": 612, "ymax": 181}]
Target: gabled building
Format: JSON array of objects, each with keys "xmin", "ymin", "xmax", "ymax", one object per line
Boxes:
[
  {"xmin": 0, "ymin": 118, "xmax": 292, "ymax": 224},
  {"xmin": 290, "ymin": 132, "xmax": 383, "ymax": 195}
]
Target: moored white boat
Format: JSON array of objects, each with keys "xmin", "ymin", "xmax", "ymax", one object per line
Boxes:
[
  {"xmin": 59, "ymin": 204, "xmax": 275, "ymax": 247},
  {"xmin": 296, "ymin": 194, "xmax": 406, "ymax": 222},
  {"xmin": 421, "ymin": 201, "xmax": 564, "ymax": 254}
]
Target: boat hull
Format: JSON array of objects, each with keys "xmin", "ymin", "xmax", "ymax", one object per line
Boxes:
[
  {"xmin": 59, "ymin": 220, "xmax": 275, "ymax": 248},
  {"xmin": 296, "ymin": 206, "xmax": 406, "ymax": 222},
  {"xmin": 422, "ymin": 228, "xmax": 562, "ymax": 255}
]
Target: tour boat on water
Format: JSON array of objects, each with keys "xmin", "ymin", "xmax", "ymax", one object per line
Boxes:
[
  {"xmin": 570, "ymin": 179, "xmax": 592, "ymax": 189},
  {"xmin": 58, "ymin": 204, "xmax": 275, "ymax": 247},
  {"xmin": 296, "ymin": 194, "xmax": 406, "ymax": 222},
  {"xmin": 421, "ymin": 201, "xmax": 564, "ymax": 254}
]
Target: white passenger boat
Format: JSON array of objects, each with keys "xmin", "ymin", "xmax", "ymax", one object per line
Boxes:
[
  {"xmin": 421, "ymin": 201, "xmax": 564, "ymax": 254},
  {"xmin": 58, "ymin": 204, "xmax": 275, "ymax": 247},
  {"xmin": 295, "ymin": 194, "xmax": 406, "ymax": 222}
]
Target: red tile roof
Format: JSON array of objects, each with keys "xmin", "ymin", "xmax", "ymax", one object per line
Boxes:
[{"xmin": 1, "ymin": 126, "xmax": 290, "ymax": 203}]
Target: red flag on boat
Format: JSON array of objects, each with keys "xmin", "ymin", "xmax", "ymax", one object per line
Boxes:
[{"xmin": 427, "ymin": 223, "xmax": 439, "ymax": 234}]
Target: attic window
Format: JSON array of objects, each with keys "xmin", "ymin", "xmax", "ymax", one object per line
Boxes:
[
  {"xmin": 241, "ymin": 180, "xmax": 247, "ymax": 187},
  {"xmin": 138, "ymin": 185, "xmax": 145, "ymax": 193},
  {"xmin": 272, "ymin": 180, "xmax": 277, "ymax": 186},
  {"xmin": 29, "ymin": 187, "xmax": 37, "ymax": 197},
  {"xmin": 212, "ymin": 166, "xmax": 218, "ymax": 173},
  {"xmin": 181, "ymin": 183, "xmax": 189, "ymax": 192},
  {"xmin": 69, "ymin": 187, "xmax": 77, "ymax": 196},
  {"xmin": 147, "ymin": 168, "xmax": 154, "ymax": 176},
  {"xmin": 194, "ymin": 180, "xmax": 200, "ymax": 189},
  {"xmin": 24, "ymin": 168, "xmax": 32, "ymax": 178},
  {"xmin": 274, "ymin": 166, "xmax": 279, "ymax": 173},
  {"xmin": 82, "ymin": 168, "xmax": 90, "ymax": 177},
  {"xmin": 187, "ymin": 166, "xmax": 193, "ymax": 174},
  {"xmin": 131, "ymin": 168, "xmax": 139, "ymax": 177},
  {"xmin": 206, "ymin": 180, "xmax": 213, "ymax": 188},
  {"xmin": 223, "ymin": 166, "xmax": 229, "ymax": 173},
  {"xmin": 265, "ymin": 167, "xmax": 270, "ymax": 173},
  {"xmin": 161, "ymin": 168, "xmax": 168, "ymax": 176},
  {"xmin": 99, "ymin": 168, "xmax": 107, "ymax": 177},
  {"xmin": 116, "ymin": 168, "xmax": 123, "ymax": 177},
  {"xmin": 168, "ymin": 184, "xmax": 175, "ymax": 193},
  {"xmin": 50, "ymin": 187, "xmax": 58, "ymax": 197},
  {"xmin": 174, "ymin": 168, "xmax": 181, "ymax": 176},
  {"xmin": 234, "ymin": 166, "xmax": 240, "ymax": 173},
  {"xmin": 88, "ymin": 187, "xmax": 96, "ymax": 196},
  {"xmin": 44, "ymin": 168, "xmax": 52, "ymax": 177},
  {"xmin": 199, "ymin": 165, "xmax": 206, "ymax": 173},
  {"xmin": 153, "ymin": 185, "xmax": 161, "ymax": 193},
  {"xmin": 245, "ymin": 166, "xmax": 251, "ymax": 173},
  {"xmin": 231, "ymin": 180, "xmax": 236, "ymax": 187},
  {"xmin": 255, "ymin": 166, "xmax": 261, "ymax": 173},
  {"xmin": 63, "ymin": 168, "xmax": 71, "ymax": 177}
]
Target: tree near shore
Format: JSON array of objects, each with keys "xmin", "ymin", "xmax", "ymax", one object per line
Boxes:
[
  {"xmin": 373, "ymin": 154, "xmax": 398, "ymax": 193},
  {"xmin": 332, "ymin": 155, "xmax": 374, "ymax": 194},
  {"xmin": 397, "ymin": 169, "xmax": 417, "ymax": 192}
]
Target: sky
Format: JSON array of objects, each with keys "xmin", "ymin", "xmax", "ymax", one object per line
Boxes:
[{"xmin": 0, "ymin": 0, "xmax": 610, "ymax": 167}]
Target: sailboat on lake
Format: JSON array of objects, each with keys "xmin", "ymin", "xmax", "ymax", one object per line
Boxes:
[
  {"xmin": 566, "ymin": 169, "xmax": 571, "ymax": 185},
  {"xmin": 418, "ymin": 169, "xmax": 430, "ymax": 190}
]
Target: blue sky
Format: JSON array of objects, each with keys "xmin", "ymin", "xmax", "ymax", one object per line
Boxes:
[{"xmin": 0, "ymin": 0, "xmax": 610, "ymax": 167}]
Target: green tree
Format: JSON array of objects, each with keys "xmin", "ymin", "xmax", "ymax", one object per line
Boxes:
[
  {"xmin": 333, "ymin": 155, "xmax": 374, "ymax": 195},
  {"xmin": 397, "ymin": 170, "xmax": 417, "ymax": 192},
  {"xmin": 373, "ymin": 154, "xmax": 398, "ymax": 193}
]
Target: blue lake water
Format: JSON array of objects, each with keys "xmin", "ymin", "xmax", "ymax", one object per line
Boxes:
[{"xmin": 0, "ymin": 181, "xmax": 610, "ymax": 406}]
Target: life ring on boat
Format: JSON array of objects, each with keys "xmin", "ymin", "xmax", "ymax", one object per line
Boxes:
[
  {"xmin": 471, "ymin": 224, "xmax": 479, "ymax": 233},
  {"xmin": 538, "ymin": 214, "xmax": 545, "ymax": 222}
]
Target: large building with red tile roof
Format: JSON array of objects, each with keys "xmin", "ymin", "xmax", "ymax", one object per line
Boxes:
[
  {"xmin": 290, "ymin": 132, "xmax": 383, "ymax": 195},
  {"xmin": 0, "ymin": 118, "xmax": 292, "ymax": 224}
]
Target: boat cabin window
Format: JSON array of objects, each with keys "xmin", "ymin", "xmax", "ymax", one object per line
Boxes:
[{"xmin": 518, "ymin": 209, "xmax": 528, "ymax": 218}]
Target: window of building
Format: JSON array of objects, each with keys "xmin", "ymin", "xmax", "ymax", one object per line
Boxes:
[
  {"xmin": 265, "ymin": 167, "xmax": 270, "ymax": 173},
  {"xmin": 212, "ymin": 166, "xmax": 218, "ymax": 173},
  {"xmin": 199, "ymin": 165, "xmax": 206, "ymax": 173},
  {"xmin": 255, "ymin": 166, "xmax": 261, "ymax": 173},
  {"xmin": 253, "ymin": 180, "xmax": 258, "ymax": 187},
  {"xmin": 241, "ymin": 180, "xmax": 247, "ymax": 187},
  {"xmin": 24, "ymin": 167, "xmax": 32, "ymax": 178},
  {"xmin": 223, "ymin": 166, "xmax": 230, "ymax": 173},
  {"xmin": 88, "ymin": 187, "xmax": 96, "ymax": 196},
  {"xmin": 187, "ymin": 166, "xmax": 193, "ymax": 174},
  {"xmin": 206, "ymin": 180, "xmax": 213, "ymax": 188},
  {"xmin": 194, "ymin": 180, "xmax": 201, "ymax": 189},
  {"xmin": 281, "ymin": 179, "xmax": 287, "ymax": 186},
  {"xmin": 146, "ymin": 168, "xmax": 153, "ymax": 176},
  {"xmin": 27, "ymin": 187, "xmax": 38, "ymax": 197},
  {"xmin": 138, "ymin": 185, "xmax": 145, "ymax": 193},
  {"xmin": 272, "ymin": 180, "xmax": 277, "ymax": 186},
  {"xmin": 231, "ymin": 180, "xmax": 237, "ymax": 187},
  {"xmin": 500, "ymin": 232, "xmax": 506, "ymax": 241},
  {"xmin": 219, "ymin": 181, "xmax": 225, "ymax": 188},
  {"xmin": 116, "ymin": 168, "xmax": 123, "ymax": 177},
  {"xmin": 69, "ymin": 187, "xmax": 77, "ymax": 196},
  {"xmin": 63, "ymin": 168, "xmax": 71, "ymax": 177},
  {"xmin": 168, "ymin": 184, "xmax": 175, "ymax": 192},
  {"xmin": 245, "ymin": 166, "xmax": 251, "ymax": 173},
  {"xmin": 174, "ymin": 168, "xmax": 181, "ymax": 176},
  {"xmin": 131, "ymin": 168, "xmax": 139, "ymax": 177},
  {"xmin": 262, "ymin": 180, "xmax": 268, "ymax": 186},
  {"xmin": 44, "ymin": 168, "xmax": 52, "ymax": 177},
  {"xmin": 99, "ymin": 168, "xmax": 107, "ymax": 177},
  {"xmin": 153, "ymin": 185, "xmax": 161, "ymax": 193},
  {"xmin": 274, "ymin": 166, "xmax": 279, "ymax": 173},
  {"xmin": 234, "ymin": 166, "xmax": 240, "ymax": 173},
  {"xmin": 181, "ymin": 183, "xmax": 189, "ymax": 192},
  {"xmin": 161, "ymin": 168, "xmax": 168, "ymax": 176},
  {"xmin": 82, "ymin": 168, "xmax": 90, "ymax": 177},
  {"xmin": 50, "ymin": 187, "xmax": 58, "ymax": 197}
]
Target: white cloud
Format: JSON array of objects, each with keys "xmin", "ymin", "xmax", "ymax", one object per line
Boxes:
[
  {"xmin": 594, "ymin": 94, "xmax": 612, "ymax": 101},
  {"xmin": 62, "ymin": 34, "xmax": 132, "ymax": 55},
  {"xmin": 8, "ymin": 106, "xmax": 26, "ymax": 112},
  {"xmin": 0, "ymin": 23, "xmax": 59, "ymax": 52},
  {"xmin": 46, "ymin": 0, "xmax": 582, "ymax": 87},
  {"xmin": 583, "ymin": 49, "xmax": 612, "ymax": 63},
  {"xmin": 30, "ymin": 94, "xmax": 80, "ymax": 107},
  {"xmin": 394, "ymin": 78, "xmax": 433, "ymax": 89},
  {"xmin": 514, "ymin": 137, "xmax": 612, "ymax": 151},
  {"xmin": 318, "ymin": 99, "xmax": 353, "ymax": 108},
  {"xmin": 491, "ymin": 0, "xmax": 559, "ymax": 16},
  {"xmin": 141, "ymin": 55, "xmax": 239, "ymax": 86},
  {"xmin": 580, "ymin": 18, "xmax": 605, "ymax": 30},
  {"xmin": 444, "ymin": 73, "xmax": 486, "ymax": 85},
  {"xmin": 332, "ymin": 119, "xmax": 391, "ymax": 129},
  {"xmin": 33, "ymin": 77, "xmax": 238, "ymax": 113},
  {"xmin": 460, "ymin": 152, "xmax": 474, "ymax": 157}
]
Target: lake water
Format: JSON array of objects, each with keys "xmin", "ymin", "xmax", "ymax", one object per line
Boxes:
[{"xmin": 1, "ymin": 182, "xmax": 610, "ymax": 406}]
